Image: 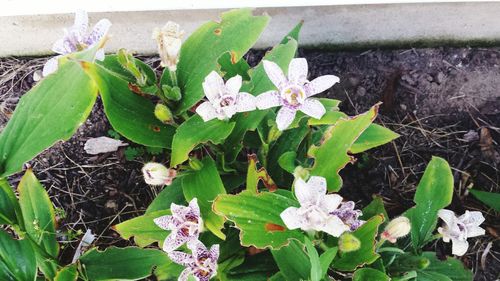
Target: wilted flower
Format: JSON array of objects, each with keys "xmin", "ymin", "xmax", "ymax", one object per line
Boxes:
[
  {"xmin": 437, "ymin": 209, "xmax": 485, "ymax": 256},
  {"xmin": 142, "ymin": 162, "xmax": 177, "ymax": 186},
  {"xmin": 256, "ymin": 58, "xmax": 339, "ymax": 130},
  {"xmin": 196, "ymin": 71, "xmax": 256, "ymax": 121},
  {"xmin": 381, "ymin": 216, "xmax": 411, "ymax": 243},
  {"xmin": 168, "ymin": 240, "xmax": 219, "ymax": 281},
  {"xmin": 330, "ymin": 201, "xmax": 365, "ymax": 231},
  {"xmin": 43, "ymin": 10, "xmax": 111, "ymax": 76},
  {"xmin": 280, "ymin": 176, "xmax": 350, "ymax": 237},
  {"xmin": 154, "ymin": 198, "xmax": 203, "ymax": 253},
  {"xmin": 152, "ymin": 21, "xmax": 184, "ymax": 71}
]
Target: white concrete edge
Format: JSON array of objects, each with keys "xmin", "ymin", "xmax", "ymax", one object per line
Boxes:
[{"xmin": 2, "ymin": 2, "xmax": 500, "ymax": 57}]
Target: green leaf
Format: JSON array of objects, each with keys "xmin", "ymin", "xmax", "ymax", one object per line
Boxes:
[
  {"xmin": 271, "ymin": 240, "xmax": 310, "ymax": 281},
  {"xmin": 218, "ymin": 52, "xmax": 251, "ymax": 81},
  {"xmin": 176, "ymin": 9, "xmax": 270, "ymax": 113},
  {"xmin": 353, "ymin": 268, "xmax": 390, "ymax": 281},
  {"xmin": 0, "ymin": 178, "xmax": 21, "ymax": 225},
  {"xmin": 469, "ymin": 189, "xmax": 500, "ymax": 211},
  {"xmin": 113, "ymin": 210, "xmax": 170, "ymax": 247},
  {"xmin": 416, "ymin": 252, "xmax": 473, "ymax": 281},
  {"xmin": 361, "ymin": 196, "xmax": 389, "ymax": 222},
  {"xmin": 308, "ymin": 104, "xmax": 380, "ymax": 191},
  {"xmin": 350, "ymin": 124, "xmax": 399, "ymax": 154},
  {"xmin": 278, "ymin": 151, "xmax": 297, "ymax": 174},
  {"xmin": 0, "ymin": 61, "xmax": 97, "ymax": 177},
  {"xmin": 81, "ymin": 62, "xmax": 176, "ymax": 148},
  {"xmin": 406, "ymin": 157, "xmax": 453, "ymax": 251},
  {"xmin": 280, "ymin": 21, "xmax": 303, "ymax": 44},
  {"xmin": 0, "ymin": 230, "xmax": 37, "ymax": 281},
  {"xmin": 214, "ymin": 190, "xmax": 304, "ymax": 249},
  {"xmin": 182, "ymin": 156, "xmax": 227, "ymax": 239},
  {"xmin": 332, "ymin": 215, "xmax": 384, "ymax": 271},
  {"xmin": 80, "ymin": 247, "xmax": 171, "ymax": 281},
  {"xmin": 319, "ymin": 247, "xmax": 338, "ymax": 278},
  {"xmin": 145, "ymin": 179, "xmax": 186, "ymax": 214},
  {"xmin": 54, "ymin": 265, "xmax": 78, "ymax": 281},
  {"xmin": 99, "ymin": 54, "xmax": 157, "ymax": 87},
  {"xmin": 170, "ymin": 114, "xmax": 235, "ymax": 166},
  {"xmin": 224, "ymin": 38, "xmax": 298, "ymax": 162},
  {"xmin": 304, "ymin": 238, "xmax": 321, "ymax": 281},
  {"xmin": 154, "ymin": 261, "xmax": 184, "ymax": 281},
  {"xmin": 246, "ymin": 154, "xmax": 277, "ymax": 193}
]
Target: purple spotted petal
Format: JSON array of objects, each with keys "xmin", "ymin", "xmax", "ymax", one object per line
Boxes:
[
  {"xmin": 153, "ymin": 215, "xmax": 177, "ymax": 230},
  {"xmin": 255, "ymin": 90, "xmax": 282, "ymax": 110},
  {"xmin": 235, "ymin": 92, "xmax": 257, "ymax": 112},
  {"xmin": 288, "ymin": 58, "xmax": 308, "ymax": 84},
  {"xmin": 275, "ymin": 106, "xmax": 297, "ymax": 131},
  {"xmin": 299, "ymin": 99, "xmax": 326, "ymax": 119},
  {"xmin": 72, "ymin": 10, "xmax": 89, "ymax": 41},
  {"xmin": 168, "ymin": 251, "xmax": 194, "ymax": 267},
  {"xmin": 163, "ymin": 231, "xmax": 191, "ymax": 253},
  {"xmin": 178, "ymin": 268, "xmax": 192, "ymax": 281},
  {"xmin": 202, "ymin": 71, "xmax": 225, "ymax": 102},
  {"xmin": 84, "ymin": 18, "xmax": 111, "ymax": 46},
  {"xmin": 307, "ymin": 75, "xmax": 339, "ymax": 97},
  {"xmin": 209, "ymin": 244, "xmax": 220, "ymax": 261},
  {"xmin": 263, "ymin": 60, "xmax": 287, "ymax": 90}
]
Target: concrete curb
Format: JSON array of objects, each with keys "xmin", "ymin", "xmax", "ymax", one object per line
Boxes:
[{"xmin": 2, "ymin": 3, "xmax": 500, "ymax": 57}]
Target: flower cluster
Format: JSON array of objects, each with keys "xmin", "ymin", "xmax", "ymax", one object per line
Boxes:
[
  {"xmin": 197, "ymin": 58, "xmax": 339, "ymax": 130},
  {"xmin": 154, "ymin": 199, "xmax": 219, "ymax": 281},
  {"xmin": 437, "ymin": 209, "xmax": 485, "ymax": 256},
  {"xmin": 280, "ymin": 176, "xmax": 363, "ymax": 237}
]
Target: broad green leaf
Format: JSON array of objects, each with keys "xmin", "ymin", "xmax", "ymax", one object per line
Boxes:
[
  {"xmin": 113, "ymin": 210, "xmax": 170, "ymax": 247},
  {"xmin": 18, "ymin": 169, "xmax": 58, "ymax": 279},
  {"xmin": 213, "ymin": 190, "xmax": 304, "ymax": 249},
  {"xmin": 18, "ymin": 170, "xmax": 58, "ymax": 256},
  {"xmin": 319, "ymin": 247, "xmax": 338, "ymax": 278},
  {"xmin": 0, "ymin": 178, "xmax": 21, "ymax": 225},
  {"xmin": 332, "ymin": 215, "xmax": 384, "ymax": 271},
  {"xmin": 228, "ymin": 251, "xmax": 278, "ymax": 278},
  {"xmin": 154, "ymin": 261, "xmax": 184, "ymax": 281},
  {"xmin": 170, "ymin": 114, "xmax": 235, "ymax": 166},
  {"xmin": 353, "ymin": 268, "xmax": 390, "ymax": 281},
  {"xmin": 80, "ymin": 247, "xmax": 170, "ymax": 281},
  {"xmin": 176, "ymin": 9, "xmax": 270, "ymax": 112},
  {"xmin": 304, "ymin": 238, "xmax": 321, "ymax": 281},
  {"xmin": 416, "ymin": 252, "xmax": 473, "ymax": 281},
  {"xmin": 0, "ymin": 61, "xmax": 97, "ymax": 177},
  {"xmin": 406, "ymin": 157, "xmax": 453, "ymax": 251},
  {"xmin": 361, "ymin": 196, "xmax": 389, "ymax": 223},
  {"xmin": 81, "ymin": 62, "xmax": 175, "ymax": 148},
  {"xmin": 350, "ymin": 124, "xmax": 399, "ymax": 154},
  {"xmin": 246, "ymin": 154, "xmax": 277, "ymax": 193},
  {"xmin": 0, "ymin": 230, "xmax": 37, "ymax": 281},
  {"xmin": 469, "ymin": 189, "xmax": 500, "ymax": 211},
  {"xmin": 280, "ymin": 21, "xmax": 303, "ymax": 44},
  {"xmin": 271, "ymin": 240, "xmax": 310, "ymax": 281},
  {"xmin": 54, "ymin": 265, "xmax": 78, "ymax": 281},
  {"xmin": 308, "ymin": 104, "xmax": 380, "ymax": 191},
  {"xmin": 99, "ymin": 54, "xmax": 157, "ymax": 86},
  {"xmin": 224, "ymin": 38, "xmax": 298, "ymax": 162},
  {"xmin": 218, "ymin": 52, "xmax": 251, "ymax": 80},
  {"xmin": 182, "ymin": 156, "xmax": 227, "ymax": 239},
  {"xmin": 269, "ymin": 272, "xmax": 287, "ymax": 281},
  {"xmin": 145, "ymin": 179, "xmax": 186, "ymax": 214},
  {"xmin": 278, "ymin": 151, "xmax": 297, "ymax": 174}
]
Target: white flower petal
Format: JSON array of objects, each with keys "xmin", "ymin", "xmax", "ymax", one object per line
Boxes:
[
  {"xmin": 52, "ymin": 38, "xmax": 68, "ymax": 55},
  {"xmin": 221, "ymin": 105, "xmax": 237, "ymax": 119},
  {"xmin": 288, "ymin": 58, "xmax": 308, "ymax": 84},
  {"xmin": 178, "ymin": 268, "xmax": 191, "ymax": 281},
  {"xmin": 467, "ymin": 226, "xmax": 485, "ymax": 238},
  {"xmin": 255, "ymin": 90, "xmax": 281, "ymax": 110},
  {"xmin": 225, "ymin": 75, "xmax": 242, "ymax": 95},
  {"xmin": 276, "ymin": 106, "xmax": 296, "ymax": 131},
  {"xmin": 72, "ymin": 10, "xmax": 89, "ymax": 39},
  {"xmin": 438, "ymin": 209, "xmax": 456, "ymax": 227},
  {"xmin": 320, "ymin": 216, "xmax": 350, "ymax": 237},
  {"xmin": 321, "ymin": 194, "xmax": 343, "ymax": 213},
  {"xmin": 308, "ymin": 75, "xmax": 339, "ymax": 96},
  {"xmin": 461, "ymin": 210, "xmax": 485, "ymax": 226},
  {"xmin": 168, "ymin": 251, "xmax": 193, "ymax": 266},
  {"xmin": 307, "ymin": 176, "xmax": 328, "ymax": 195},
  {"xmin": 210, "ymin": 244, "xmax": 220, "ymax": 261},
  {"xmin": 202, "ymin": 71, "xmax": 224, "ymax": 102},
  {"xmin": 188, "ymin": 198, "xmax": 200, "ymax": 215},
  {"xmin": 95, "ymin": 49, "xmax": 105, "ymax": 61},
  {"xmin": 153, "ymin": 215, "xmax": 174, "ymax": 230},
  {"xmin": 263, "ymin": 60, "xmax": 287, "ymax": 90},
  {"xmin": 42, "ymin": 56, "xmax": 60, "ymax": 77},
  {"xmin": 235, "ymin": 92, "xmax": 256, "ymax": 113},
  {"xmin": 196, "ymin": 101, "xmax": 218, "ymax": 122},
  {"xmin": 294, "ymin": 178, "xmax": 319, "ymax": 205},
  {"xmin": 299, "ymin": 99, "xmax": 326, "ymax": 119},
  {"xmin": 280, "ymin": 207, "xmax": 301, "ymax": 230},
  {"xmin": 451, "ymin": 239, "xmax": 469, "ymax": 256},
  {"xmin": 163, "ymin": 232, "xmax": 190, "ymax": 253},
  {"xmin": 85, "ymin": 18, "xmax": 111, "ymax": 46}
]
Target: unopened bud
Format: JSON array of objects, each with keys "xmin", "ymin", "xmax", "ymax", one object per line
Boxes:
[
  {"xmin": 142, "ymin": 162, "xmax": 176, "ymax": 186},
  {"xmin": 153, "ymin": 21, "xmax": 184, "ymax": 71},
  {"xmin": 154, "ymin": 103, "xmax": 173, "ymax": 123},
  {"xmin": 188, "ymin": 158, "xmax": 204, "ymax": 171},
  {"xmin": 381, "ymin": 216, "xmax": 411, "ymax": 243},
  {"xmin": 338, "ymin": 232, "xmax": 361, "ymax": 253},
  {"xmin": 293, "ymin": 166, "xmax": 310, "ymax": 181}
]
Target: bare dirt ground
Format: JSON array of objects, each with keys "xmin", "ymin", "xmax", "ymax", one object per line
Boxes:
[{"xmin": 1, "ymin": 46, "xmax": 499, "ymax": 280}]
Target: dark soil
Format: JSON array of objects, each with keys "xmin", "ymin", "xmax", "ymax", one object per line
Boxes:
[{"xmin": 1, "ymin": 47, "xmax": 499, "ymax": 280}]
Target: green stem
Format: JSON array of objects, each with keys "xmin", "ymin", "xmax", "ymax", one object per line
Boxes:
[{"xmin": 169, "ymin": 70, "xmax": 178, "ymax": 87}]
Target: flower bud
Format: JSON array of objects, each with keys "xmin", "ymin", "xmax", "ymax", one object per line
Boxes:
[
  {"xmin": 293, "ymin": 166, "xmax": 310, "ymax": 181},
  {"xmin": 142, "ymin": 162, "xmax": 176, "ymax": 186},
  {"xmin": 154, "ymin": 103, "xmax": 173, "ymax": 123},
  {"xmin": 338, "ymin": 232, "xmax": 361, "ymax": 253},
  {"xmin": 381, "ymin": 216, "xmax": 411, "ymax": 243},
  {"xmin": 188, "ymin": 158, "xmax": 204, "ymax": 171},
  {"xmin": 152, "ymin": 21, "xmax": 184, "ymax": 71}
]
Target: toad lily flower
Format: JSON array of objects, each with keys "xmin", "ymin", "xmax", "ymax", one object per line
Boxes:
[
  {"xmin": 168, "ymin": 240, "xmax": 219, "ymax": 281},
  {"xmin": 256, "ymin": 58, "xmax": 339, "ymax": 130},
  {"xmin": 330, "ymin": 201, "xmax": 365, "ymax": 231},
  {"xmin": 154, "ymin": 198, "xmax": 203, "ymax": 253},
  {"xmin": 280, "ymin": 176, "xmax": 351, "ymax": 237},
  {"xmin": 437, "ymin": 209, "xmax": 485, "ymax": 256},
  {"xmin": 42, "ymin": 10, "xmax": 111, "ymax": 76},
  {"xmin": 196, "ymin": 71, "xmax": 256, "ymax": 121}
]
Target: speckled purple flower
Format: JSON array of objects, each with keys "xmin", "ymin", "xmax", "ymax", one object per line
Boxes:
[
  {"xmin": 42, "ymin": 10, "xmax": 111, "ymax": 76},
  {"xmin": 154, "ymin": 198, "xmax": 203, "ymax": 253},
  {"xmin": 255, "ymin": 58, "xmax": 339, "ymax": 130},
  {"xmin": 168, "ymin": 240, "xmax": 219, "ymax": 281},
  {"xmin": 330, "ymin": 201, "xmax": 365, "ymax": 231}
]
